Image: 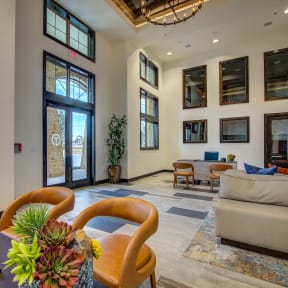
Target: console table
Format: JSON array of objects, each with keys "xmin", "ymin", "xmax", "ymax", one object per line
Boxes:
[{"xmin": 178, "ymin": 159, "xmax": 237, "ymax": 182}]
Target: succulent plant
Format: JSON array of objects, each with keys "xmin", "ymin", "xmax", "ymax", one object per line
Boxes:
[
  {"xmin": 12, "ymin": 204, "xmax": 49, "ymax": 243},
  {"xmin": 3, "ymin": 235, "xmax": 41, "ymax": 285},
  {"xmin": 34, "ymin": 246, "xmax": 83, "ymax": 288},
  {"xmin": 38, "ymin": 219, "xmax": 74, "ymax": 249}
]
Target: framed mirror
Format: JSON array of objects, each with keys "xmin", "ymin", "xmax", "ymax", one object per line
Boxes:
[
  {"xmin": 220, "ymin": 117, "xmax": 249, "ymax": 143},
  {"xmin": 183, "ymin": 65, "xmax": 207, "ymax": 109},
  {"xmin": 183, "ymin": 120, "xmax": 207, "ymax": 143},
  {"xmin": 264, "ymin": 48, "xmax": 288, "ymax": 101},
  {"xmin": 219, "ymin": 56, "xmax": 249, "ymax": 105}
]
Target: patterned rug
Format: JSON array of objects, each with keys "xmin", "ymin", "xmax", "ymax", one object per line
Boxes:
[
  {"xmin": 184, "ymin": 209, "xmax": 288, "ymax": 287},
  {"xmin": 157, "ymin": 276, "xmax": 195, "ymax": 288}
]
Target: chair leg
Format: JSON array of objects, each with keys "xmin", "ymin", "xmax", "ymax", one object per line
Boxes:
[
  {"xmin": 210, "ymin": 178, "xmax": 214, "ymax": 192},
  {"xmin": 185, "ymin": 176, "xmax": 189, "ymax": 189},
  {"xmin": 150, "ymin": 270, "xmax": 156, "ymax": 288},
  {"xmin": 173, "ymin": 175, "xmax": 176, "ymax": 188},
  {"xmin": 192, "ymin": 175, "xmax": 195, "ymax": 187}
]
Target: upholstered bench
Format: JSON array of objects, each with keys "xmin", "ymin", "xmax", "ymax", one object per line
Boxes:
[{"xmin": 215, "ymin": 169, "xmax": 288, "ymax": 256}]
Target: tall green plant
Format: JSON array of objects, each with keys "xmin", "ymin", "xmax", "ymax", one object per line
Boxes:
[{"xmin": 106, "ymin": 114, "xmax": 127, "ymax": 167}]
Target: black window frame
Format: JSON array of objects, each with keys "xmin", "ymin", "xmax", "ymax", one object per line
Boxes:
[
  {"xmin": 140, "ymin": 53, "xmax": 159, "ymax": 89},
  {"xmin": 44, "ymin": 0, "xmax": 95, "ymax": 62},
  {"xmin": 140, "ymin": 88, "xmax": 159, "ymax": 150},
  {"xmin": 43, "ymin": 51, "xmax": 95, "ymax": 109}
]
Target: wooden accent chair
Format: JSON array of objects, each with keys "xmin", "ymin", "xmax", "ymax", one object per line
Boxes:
[
  {"xmin": 172, "ymin": 162, "xmax": 195, "ymax": 189},
  {"xmin": 0, "ymin": 187, "xmax": 74, "ymax": 238},
  {"xmin": 72, "ymin": 197, "xmax": 159, "ymax": 288},
  {"xmin": 209, "ymin": 164, "xmax": 233, "ymax": 192}
]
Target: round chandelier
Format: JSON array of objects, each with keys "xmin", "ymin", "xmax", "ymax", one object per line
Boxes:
[{"xmin": 140, "ymin": 0, "xmax": 204, "ymax": 26}]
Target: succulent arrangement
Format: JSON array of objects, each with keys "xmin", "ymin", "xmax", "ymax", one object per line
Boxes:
[{"xmin": 3, "ymin": 205, "xmax": 102, "ymax": 288}]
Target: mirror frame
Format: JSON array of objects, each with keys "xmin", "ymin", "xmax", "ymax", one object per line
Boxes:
[
  {"xmin": 183, "ymin": 65, "xmax": 207, "ymax": 109},
  {"xmin": 219, "ymin": 56, "xmax": 249, "ymax": 105},
  {"xmin": 183, "ymin": 119, "xmax": 207, "ymax": 143},
  {"xmin": 220, "ymin": 116, "xmax": 250, "ymax": 143},
  {"xmin": 264, "ymin": 47, "xmax": 288, "ymax": 101}
]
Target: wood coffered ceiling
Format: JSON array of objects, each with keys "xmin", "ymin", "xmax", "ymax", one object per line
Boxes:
[{"xmin": 109, "ymin": 0, "xmax": 204, "ymax": 27}]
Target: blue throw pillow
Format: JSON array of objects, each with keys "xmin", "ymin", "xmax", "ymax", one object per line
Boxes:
[
  {"xmin": 244, "ymin": 163, "xmax": 277, "ymax": 175},
  {"xmin": 244, "ymin": 163, "xmax": 259, "ymax": 174}
]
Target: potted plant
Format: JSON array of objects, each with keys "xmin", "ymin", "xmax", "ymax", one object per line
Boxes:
[
  {"xmin": 3, "ymin": 205, "xmax": 102, "ymax": 288},
  {"xmin": 106, "ymin": 114, "xmax": 127, "ymax": 183}
]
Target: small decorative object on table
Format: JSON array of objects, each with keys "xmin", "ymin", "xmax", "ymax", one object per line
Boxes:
[
  {"xmin": 226, "ymin": 154, "xmax": 236, "ymax": 162},
  {"xmin": 3, "ymin": 205, "xmax": 102, "ymax": 288}
]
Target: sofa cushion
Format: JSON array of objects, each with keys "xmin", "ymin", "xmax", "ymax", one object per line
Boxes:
[
  {"xmin": 268, "ymin": 163, "xmax": 288, "ymax": 175},
  {"xmin": 219, "ymin": 169, "xmax": 288, "ymax": 206},
  {"xmin": 244, "ymin": 163, "xmax": 277, "ymax": 175}
]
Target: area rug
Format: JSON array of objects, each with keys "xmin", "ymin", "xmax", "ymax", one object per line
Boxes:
[
  {"xmin": 184, "ymin": 209, "xmax": 288, "ymax": 287},
  {"xmin": 157, "ymin": 276, "xmax": 195, "ymax": 288}
]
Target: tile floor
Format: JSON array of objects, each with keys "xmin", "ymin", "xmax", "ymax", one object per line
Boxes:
[{"xmin": 62, "ymin": 172, "xmax": 283, "ymax": 288}]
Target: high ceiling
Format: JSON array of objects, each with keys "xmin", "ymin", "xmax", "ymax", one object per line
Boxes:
[{"xmin": 56, "ymin": 0, "xmax": 288, "ymax": 63}]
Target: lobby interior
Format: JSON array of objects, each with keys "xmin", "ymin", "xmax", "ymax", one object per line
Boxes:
[{"xmin": 0, "ymin": 0, "xmax": 288, "ymax": 287}]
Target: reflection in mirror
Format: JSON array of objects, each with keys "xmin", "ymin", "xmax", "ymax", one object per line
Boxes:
[
  {"xmin": 183, "ymin": 65, "xmax": 207, "ymax": 109},
  {"xmin": 264, "ymin": 48, "xmax": 288, "ymax": 101},
  {"xmin": 220, "ymin": 117, "xmax": 249, "ymax": 143},
  {"xmin": 183, "ymin": 120, "xmax": 207, "ymax": 143},
  {"xmin": 219, "ymin": 56, "xmax": 249, "ymax": 105}
]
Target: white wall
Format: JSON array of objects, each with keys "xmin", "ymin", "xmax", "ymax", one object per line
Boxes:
[
  {"xmin": 126, "ymin": 48, "xmax": 168, "ymax": 179},
  {"xmin": 14, "ymin": 0, "xmax": 126, "ymax": 196},
  {"xmin": 0, "ymin": 0, "xmax": 15, "ymax": 210},
  {"xmin": 163, "ymin": 34, "xmax": 288, "ymax": 170}
]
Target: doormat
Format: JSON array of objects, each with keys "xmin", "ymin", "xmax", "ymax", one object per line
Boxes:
[{"xmin": 184, "ymin": 209, "xmax": 288, "ymax": 287}]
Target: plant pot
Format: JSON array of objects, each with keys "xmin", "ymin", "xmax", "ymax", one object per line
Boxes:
[{"xmin": 108, "ymin": 165, "xmax": 121, "ymax": 184}]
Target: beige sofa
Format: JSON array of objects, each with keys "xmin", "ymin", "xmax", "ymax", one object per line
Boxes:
[{"xmin": 215, "ymin": 169, "xmax": 288, "ymax": 255}]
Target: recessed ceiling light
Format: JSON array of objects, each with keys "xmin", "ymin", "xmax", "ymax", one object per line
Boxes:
[
  {"xmin": 212, "ymin": 38, "xmax": 219, "ymax": 44},
  {"xmin": 284, "ymin": 8, "xmax": 288, "ymax": 14},
  {"xmin": 167, "ymin": 51, "xmax": 173, "ymax": 56}
]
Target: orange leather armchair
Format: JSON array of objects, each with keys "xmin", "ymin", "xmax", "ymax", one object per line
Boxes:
[
  {"xmin": 72, "ymin": 197, "xmax": 159, "ymax": 288},
  {"xmin": 173, "ymin": 162, "xmax": 195, "ymax": 189},
  {"xmin": 209, "ymin": 164, "xmax": 233, "ymax": 192},
  {"xmin": 0, "ymin": 187, "xmax": 75, "ymax": 236}
]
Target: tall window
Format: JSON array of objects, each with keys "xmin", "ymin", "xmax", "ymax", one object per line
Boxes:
[
  {"xmin": 45, "ymin": 53, "xmax": 94, "ymax": 105},
  {"xmin": 140, "ymin": 88, "xmax": 159, "ymax": 150},
  {"xmin": 140, "ymin": 53, "xmax": 159, "ymax": 89},
  {"xmin": 44, "ymin": 0, "xmax": 95, "ymax": 61}
]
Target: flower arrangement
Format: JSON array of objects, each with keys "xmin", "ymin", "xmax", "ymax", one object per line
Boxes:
[
  {"xmin": 227, "ymin": 154, "xmax": 236, "ymax": 161},
  {"xmin": 3, "ymin": 205, "xmax": 101, "ymax": 288}
]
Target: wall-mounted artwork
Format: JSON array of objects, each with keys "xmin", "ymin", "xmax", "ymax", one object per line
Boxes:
[
  {"xmin": 220, "ymin": 117, "xmax": 249, "ymax": 143},
  {"xmin": 183, "ymin": 65, "xmax": 207, "ymax": 109},
  {"xmin": 183, "ymin": 120, "xmax": 207, "ymax": 143},
  {"xmin": 264, "ymin": 48, "xmax": 288, "ymax": 101},
  {"xmin": 219, "ymin": 56, "xmax": 249, "ymax": 105}
]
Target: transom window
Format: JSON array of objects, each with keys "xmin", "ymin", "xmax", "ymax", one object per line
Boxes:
[
  {"xmin": 140, "ymin": 88, "xmax": 159, "ymax": 150},
  {"xmin": 44, "ymin": 0, "xmax": 95, "ymax": 61},
  {"xmin": 140, "ymin": 53, "xmax": 159, "ymax": 89},
  {"xmin": 44, "ymin": 52, "xmax": 94, "ymax": 105}
]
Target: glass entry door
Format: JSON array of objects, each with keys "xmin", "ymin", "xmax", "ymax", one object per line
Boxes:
[
  {"xmin": 45, "ymin": 105, "xmax": 93, "ymax": 188},
  {"xmin": 264, "ymin": 112, "xmax": 288, "ymax": 168}
]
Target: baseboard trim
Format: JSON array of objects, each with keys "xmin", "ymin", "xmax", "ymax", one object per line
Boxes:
[
  {"xmin": 220, "ymin": 238, "xmax": 288, "ymax": 259},
  {"xmin": 93, "ymin": 170, "xmax": 173, "ymax": 185},
  {"xmin": 122, "ymin": 169, "xmax": 173, "ymax": 183}
]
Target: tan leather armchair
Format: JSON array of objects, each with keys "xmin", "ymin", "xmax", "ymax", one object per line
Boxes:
[
  {"xmin": 72, "ymin": 197, "xmax": 159, "ymax": 288},
  {"xmin": 209, "ymin": 163, "xmax": 233, "ymax": 192},
  {"xmin": 0, "ymin": 187, "xmax": 75, "ymax": 237}
]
